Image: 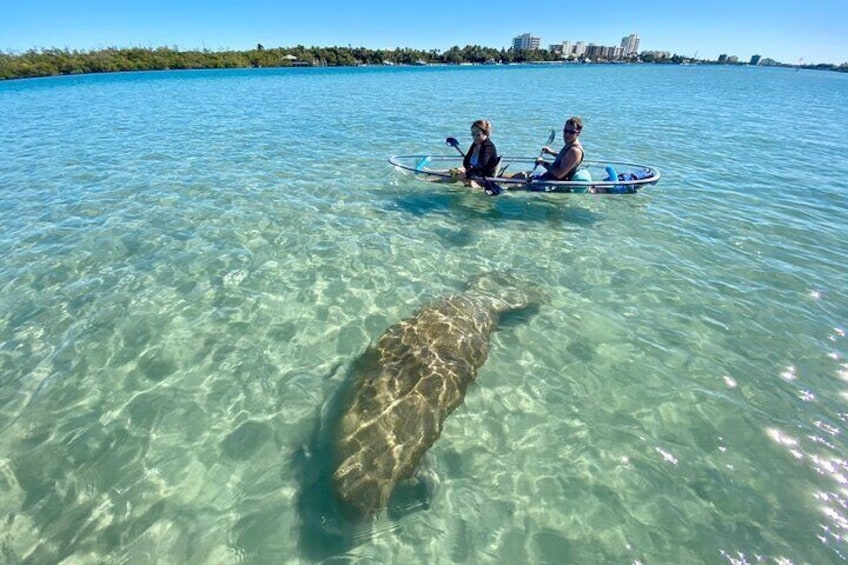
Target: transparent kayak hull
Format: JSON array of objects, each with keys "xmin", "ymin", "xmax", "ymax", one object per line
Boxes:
[{"xmin": 388, "ymin": 154, "xmax": 661, "ymax": 194}]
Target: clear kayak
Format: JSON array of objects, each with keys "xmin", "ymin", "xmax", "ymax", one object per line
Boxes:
[{"xmin": 388, "ymin": 154, "xmax": 661, "ymax": 194}]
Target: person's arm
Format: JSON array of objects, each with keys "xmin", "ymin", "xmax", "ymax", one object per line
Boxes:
[
  {"xmin": 462, "ymin": 145, "xmax": 473, "ymax": 171},
  {"xmin": 466, "ymin": 142, "xmax": 494, "ymax": 177},
  {"xmin": 541, "ymin": 147, "xmax": 580, "ymax": 179},
  {"xmin": 477, "ymin": 142, "xmax": 498, "ymax": 177}
]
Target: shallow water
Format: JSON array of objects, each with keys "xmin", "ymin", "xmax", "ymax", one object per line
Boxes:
[{"xmin": 1, "ymin": 64, "xmax": 847, "ymax": 563}]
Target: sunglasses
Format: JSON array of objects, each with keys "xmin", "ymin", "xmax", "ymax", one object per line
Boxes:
[{"xmin": 563, "ymin": 129, "xmax": 579, "ymax": 135}]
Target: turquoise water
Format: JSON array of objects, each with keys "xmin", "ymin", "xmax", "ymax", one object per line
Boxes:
[{"xmin": 1, "ymin": 64, "xmax": 847, "ymax": 564}]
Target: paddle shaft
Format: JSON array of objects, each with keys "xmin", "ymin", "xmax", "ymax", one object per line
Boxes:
[{"xmin": 529, "ymin": 129, "xmax": 557, "ymax": 176}]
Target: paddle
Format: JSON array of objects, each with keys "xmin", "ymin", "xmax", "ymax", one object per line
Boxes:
[
  {"xmin": 527, "ymin": 128, "xmax": 557, "ymax": 178},
  {"xmin": 482, "ymin": 178, "xmax": 503, "ymax": 196},
  {"xmin": 446, "ymin": 136, "xmax": 503, "ymax": 195},
  {"xmin": 445, "ymin": 137, "xmax": 465, "ymax": 157}
]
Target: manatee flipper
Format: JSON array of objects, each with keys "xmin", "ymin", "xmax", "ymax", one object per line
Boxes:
[
  {"xmin": 291, "ymin": 361, "xmax": 376, "ymax": 561},
  {"xmin": 387, "ymin": 456, "xmax": 441, "ymax": 520}
]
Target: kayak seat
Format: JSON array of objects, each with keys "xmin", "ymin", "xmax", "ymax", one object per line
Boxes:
[{"xmin": 493, "ymin": 156, "xmax": 509, "ymax": 177}]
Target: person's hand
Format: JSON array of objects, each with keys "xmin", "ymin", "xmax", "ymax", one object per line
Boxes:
[
  {"xmin": 535, "ymin": 157, "xmax": 545, "ymax": 166},
  {"xmin": 540, "ymin": 146, "xmax": 554, "ymax": 155}
]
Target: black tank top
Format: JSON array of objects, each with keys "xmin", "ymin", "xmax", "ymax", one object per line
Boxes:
[{"xmin": 559, "ymin": 143, "xmax": 584, "ymax": 181}]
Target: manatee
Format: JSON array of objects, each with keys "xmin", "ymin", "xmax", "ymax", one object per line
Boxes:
[{"xmin": 330, "ymin": 272, "xmax": 542, "ymax": 519}]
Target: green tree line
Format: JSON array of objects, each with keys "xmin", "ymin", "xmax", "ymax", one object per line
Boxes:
[
  {"xmin": 0, "ymin": 45, "xmax": 552, "ymax": 80},
  {"xmin": 2, "ymin": 45, "xmax": 845, "ymax": 80}
]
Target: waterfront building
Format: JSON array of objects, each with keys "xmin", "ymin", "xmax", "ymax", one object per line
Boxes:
[
  {"xmin": 573, "ymin": 41, "xmax": 587, "ymax": 57},
  {"xmin": 513, "ymin": 33, "xmax": 541, "ymax": 50},
  {"xmin": 549, "ymin": 41, "xmax": 573, "ymax": 58},
  {"xmin": 585, "ymin": 44, "xmax": 603, "ymax": 60},
  {"xmin": 620, "ymin": 34, "xmax": 640, "ymax": 56},
  {"xmin": 643, "ymin": 50, "xmax": 671, "ymax": 60},
  {"xmin": 585, "ymin": 44, "xmax": 621, "ymax": 61},
  {"xmin": 551, "ymin": 35, "xmax": 634, "ymax": 61},
  {"xmin": 749, "ymin": 54, "xmax": 761, "ymax": 65}
]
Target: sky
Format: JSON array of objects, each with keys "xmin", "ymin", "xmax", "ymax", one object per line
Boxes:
[{"xmin": 1, "ymin": 0, "xmax": 845, "ymax": 65}]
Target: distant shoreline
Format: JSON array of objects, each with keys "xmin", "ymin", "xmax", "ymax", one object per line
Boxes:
[{"xmin": 2, "ymin": 45, "xmax": 845, "ymax": 81}]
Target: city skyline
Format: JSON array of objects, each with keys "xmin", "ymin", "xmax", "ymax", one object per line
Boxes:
[
  {"xmin": 520, "ymin": 33, "xmax": 774, "ymax": 66},
  {"xmin": 1, "ymin": 0, "xmax": 845, "ymax": 65},
  {"xmin": 536, "ymin": 33, "xmax": 641, "ymax": 62}
]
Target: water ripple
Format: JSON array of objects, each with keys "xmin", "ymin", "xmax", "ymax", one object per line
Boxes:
[{"xmin": 1, "ymin": 64, "xmax": 847, "ymax": 563}]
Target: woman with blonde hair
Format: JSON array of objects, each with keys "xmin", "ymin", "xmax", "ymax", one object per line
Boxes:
[{"xmin": 451, "ymin": 119, "xmax": 499, "ymax": 180}]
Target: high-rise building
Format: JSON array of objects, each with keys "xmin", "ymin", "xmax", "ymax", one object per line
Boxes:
[
  {"xmin": 750, "ymin": 54, "xmax": 762, "ymax": 65},
  {"xmin": 586, "ymin": 44, "xmax": 604, "ymax": 59},
  {"xmin": 513, "ymin": 33, "xmax": 541, "ymax": 50},
  {"xmin": 620, "ymin": 34, "xmax": 640, "ymax": 56},
  {"xmin": 549, "ymin": 41, "xmax": 573, "ymax": 58},
  {"xmin": 573, "ymin": 41, "xmax": 587, "ymax": 57}
]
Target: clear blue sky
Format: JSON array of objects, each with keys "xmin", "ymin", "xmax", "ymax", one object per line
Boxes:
[{"xmin": 1, "ymin": 0, "xmax": 845, "ymax": 65}]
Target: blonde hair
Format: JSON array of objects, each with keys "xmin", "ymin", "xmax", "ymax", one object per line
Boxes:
[{"xmin": 472, "ymin": 119, "xmax": 492, "ymax": 135}]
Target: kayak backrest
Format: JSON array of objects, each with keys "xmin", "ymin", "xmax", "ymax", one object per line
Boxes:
[{"xmin": 493, "ymin": 156, "xmax": 507, "ymax": 177}]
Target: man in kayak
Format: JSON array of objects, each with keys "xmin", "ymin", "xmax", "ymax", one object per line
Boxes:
[
  {"xmin": 513, "ymin": 116, "xmax": 584, "ymax": 182},
  {"xmin": 537, "ymin": 117, "xmax": 584, "ymax": 181}
]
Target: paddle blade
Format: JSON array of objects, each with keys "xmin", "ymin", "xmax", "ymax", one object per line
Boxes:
[
  {"xmin": 445, "ymin": 136, "xmax": 466, "ymax": 157},
  {"xmin": 546, "ymin": 128, "xmax": 556, "ymax": 145},
  {"xmin": 483, "ymin": 179, "xmax": 503, "ymax": 196}
]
